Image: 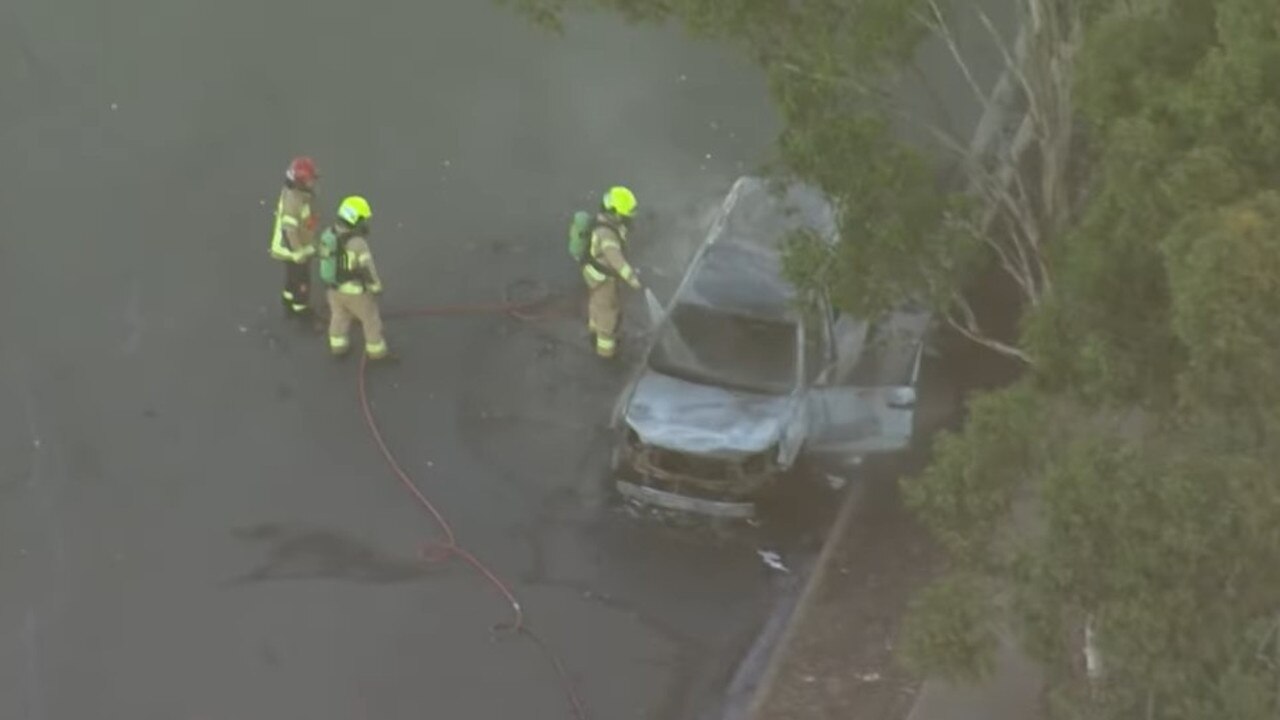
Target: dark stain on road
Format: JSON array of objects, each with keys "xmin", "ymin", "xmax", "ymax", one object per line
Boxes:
[{"xmin": 226, "ymin": 523, "xmax": 430, "ymax": 586}]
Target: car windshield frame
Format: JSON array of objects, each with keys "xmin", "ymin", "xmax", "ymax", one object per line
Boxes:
[{"xmin": 646, "ymin": 301, "xmax": 800, "ymax": 396}]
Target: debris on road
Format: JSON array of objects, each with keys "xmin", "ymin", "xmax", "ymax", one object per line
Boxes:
[
  {"xmin": 752, "ymin": 486, "xmax": 943, "ymax": 719},
  {"xmin": 758, "ymin": 549, "xmax": 789, "ymax": 573}
]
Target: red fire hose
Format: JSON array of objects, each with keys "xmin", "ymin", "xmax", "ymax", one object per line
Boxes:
[{"xmin": 356, "ymin": 288, "xmax": 588, "ymax": 719}]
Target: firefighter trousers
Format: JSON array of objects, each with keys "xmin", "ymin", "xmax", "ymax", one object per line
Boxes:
[
  {"xmin": 326, "ymin": 288, "xmax": 388, "ymax": 358},
  {"xmin": 586, "ymin": 278, "xmax": 620, "ymax": 358},
  {"xmin": 281, "ymin": 260, "xmax": 312, "ymax": 317}
]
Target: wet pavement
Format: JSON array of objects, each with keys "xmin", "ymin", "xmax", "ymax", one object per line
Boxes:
[{"xmin": 0, "ymin": 1, "xmax": 848, "ymax": 719}]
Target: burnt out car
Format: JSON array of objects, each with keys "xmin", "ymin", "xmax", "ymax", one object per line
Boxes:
[{"xmin": 609, "ymin": 176, "xmax": 933, "ymax": 518}]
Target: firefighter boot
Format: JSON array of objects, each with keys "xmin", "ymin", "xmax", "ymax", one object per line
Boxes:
[{"xmin": 366, "ymin": 348, "xmax": 401, "ymax": 365}]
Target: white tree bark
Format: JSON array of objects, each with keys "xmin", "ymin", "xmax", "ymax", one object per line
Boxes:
[
  {"xmin": 917, "ymin": 0, "xmax": 1083, "ymax": 362},
  {"xmin": 779, "ymin": 0, "xmax": 1083, "ymax": 365},
  {"xmin": 1084, "ymin": 614, "xmax": 1103, "ymax": 684}
]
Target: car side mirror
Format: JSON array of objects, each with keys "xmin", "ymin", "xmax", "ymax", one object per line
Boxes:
[{"xmin": 887, "ymin": 387, "xmax": 916, "ymax": 409}]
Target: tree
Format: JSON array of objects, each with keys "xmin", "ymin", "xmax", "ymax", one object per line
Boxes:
[
  {"xmin": 907, "ymin": 397, "xmax": 1280, "ymax": 719},
  {"xmin": 901, "ymin": 2, "xmax": 1280, "ymax": 717},
  {"xmin": 1022, "ymin": 0, "xmax": 1280, "ymax": 401},
  {"xmin": 499, "ymin": 0, "xmax": 1083, "ymax": 363},
  {"xmin": 1164, "ymin": 191, "xmax": 1280, "ymax": 433}
]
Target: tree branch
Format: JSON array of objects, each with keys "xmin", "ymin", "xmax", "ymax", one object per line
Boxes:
[
  {"xmin": 912, "ymin": 3, "xmax": 1058, "ymax": 309},
  {"xmin": 909, "ymin": 58, "xmax": 960, "ymax": 140},
  {"xmin": 921, "ymin": 0, "xmax": 996, "ymax": 122},
  {"xmin": 945, "ymin": 293, "xmax": 1034, "ymax": 364},
  {"xmin": 1008, "ymin": 165, "xmax": 1042, "ymax": 251},
  {"xmin": 875, "ymin": 98, "xmax": 1048, "ymax": 310},
  {"xmin": 976, "ymin": 2, "xmax": 1041, "ymax": 132},
  {"xmin": 971, "ymin": 0, "xmax": 1077, "ymax": 301},
  {"xmin": 963, "ymin": 144, "xmax": 1048, "ymax": 305},
  {"xmin": 1000, "ymin": 168, "xmax": 1046, "ymax": 301},
  {"xmin": 1273, "ymin": 612, "xmax": 1279, "ymax": 719},
  {"xmin": 960, "ymin": 215, "xmax": 1035, "ymax": 301},
  {"xmin": 980, "ymin": 0, "xmax": 1081, "ymax": 246}
]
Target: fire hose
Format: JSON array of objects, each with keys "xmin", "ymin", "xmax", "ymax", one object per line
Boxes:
[{"xmin": 355, "ymin": 286, "xmax": 588, "ymax": 719}]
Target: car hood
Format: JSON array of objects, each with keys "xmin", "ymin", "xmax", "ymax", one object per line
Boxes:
[{"xmin": 622, "ymin": 372, "xmax": 794, "ymax": 457}]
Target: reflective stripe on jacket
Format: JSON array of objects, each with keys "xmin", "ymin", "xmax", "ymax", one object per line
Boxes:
[
  {"xmin": 582, "ymin": 217, "xmax": 637, "ymax": 286},
  {"xmin": 270, "ymin": 186, "xmax": 315, "ymax": 262}
]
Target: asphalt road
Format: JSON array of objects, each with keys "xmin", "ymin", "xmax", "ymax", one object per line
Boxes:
[{"xmin": 0, "ymin": 2, "xmax": 808, "ymax": 719}]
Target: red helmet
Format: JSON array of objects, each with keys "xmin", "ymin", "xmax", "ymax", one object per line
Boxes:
[{"xmin": 286, "ymin": 156, "xmax": 318, "ymax": 186}]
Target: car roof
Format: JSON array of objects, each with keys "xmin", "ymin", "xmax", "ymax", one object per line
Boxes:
[{"xmin": 673, "ymin": 176, "xmax": 838, "ymax": 322}]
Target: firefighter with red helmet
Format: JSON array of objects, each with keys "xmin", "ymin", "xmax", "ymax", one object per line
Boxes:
[{"xmin": 269, "ymin": 156, "xmax": 320, "ymax": 324}]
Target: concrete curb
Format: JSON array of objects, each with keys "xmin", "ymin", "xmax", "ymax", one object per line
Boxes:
[{"xmin": 736, "ymin": 478, "xmax": 870, "ymax": 720}]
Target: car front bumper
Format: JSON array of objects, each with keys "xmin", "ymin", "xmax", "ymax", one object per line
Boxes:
[{"xmin": 612, "ymin": 429, "xmax": 783, "ymax": 518}]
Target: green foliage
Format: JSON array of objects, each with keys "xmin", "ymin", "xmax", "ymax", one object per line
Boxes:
[
  {"xmin": 498, "ymin": 0, "xmax": 571, "ymax": 31},
  {"xmin": 1073, "ymin": 0, "xmax": 1219, "ymax": 125},
  {"xmin": 1163, "ymin": 191, "xmax": 1280, "ymax": 428},
  {"xmin": 500, "ymin": 0, "xmax": 929, "ymax": 72},
  {"xmin": 898, "ymin": 571, "xmax": 999, "ymax": 683},
  {"xmin": 1017, "ymin": 419, "xmax": 1280, "ymax": 719},
  {"xmin": 902, "ymin": 382, "xmax": 1044, "ymax": 564},
  {"xmin": 909, "ymin": 381, "xmax": 1280, "ymax": 718},
  {"xmin": 777, "ymin": 107, "xmax": 980, "ymax": 318},
  {"xmin": 1026, "ymin": 0, "xmax": 1280, "ymax": 401}
]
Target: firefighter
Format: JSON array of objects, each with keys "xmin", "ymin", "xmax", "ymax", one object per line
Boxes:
[
  {"xmin": 317, "ymin": 196, "xmax": 393, "ymax": 362},
  {"xmin": 582, "ymin": 186, "xmax": 642, "ymax": 359},
  {"xmin": 269, "ymin": 156, "xmax": 320, "ymax": 324}
]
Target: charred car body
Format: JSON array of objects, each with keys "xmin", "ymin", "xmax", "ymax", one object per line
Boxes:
[{"xmin": 610, "ymin": 176, "xmax": 933, "ymax": 518}]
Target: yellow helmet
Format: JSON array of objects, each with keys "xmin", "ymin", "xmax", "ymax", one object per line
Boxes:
[
  {"xmin": 337, "ymin": 196, "xmax": 372, "ymax": 226},
  {"xmin": 603, "ymin": 186, "xmax": 638, "ymax": 218}
]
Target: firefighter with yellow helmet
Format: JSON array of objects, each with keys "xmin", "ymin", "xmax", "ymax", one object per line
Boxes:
[
  {"xmin": 581, "ymin": 186, "xmax": 642, "ymax": 359},
  {"xmin": 317, "ymin": 196, "xmax": 394, "ymax": 362}
]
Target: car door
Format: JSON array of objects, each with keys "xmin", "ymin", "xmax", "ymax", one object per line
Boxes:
[
  {"xmin": 776, "ymin": 310, "xmax": 819, "ymax": 468},
  {"xmin": 829, "ymin": 308, "xmax": 868, "ymax": 384},
  {"xmin": 802, "ymin": 308, "xmax": 930, "ymax": 466}
]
